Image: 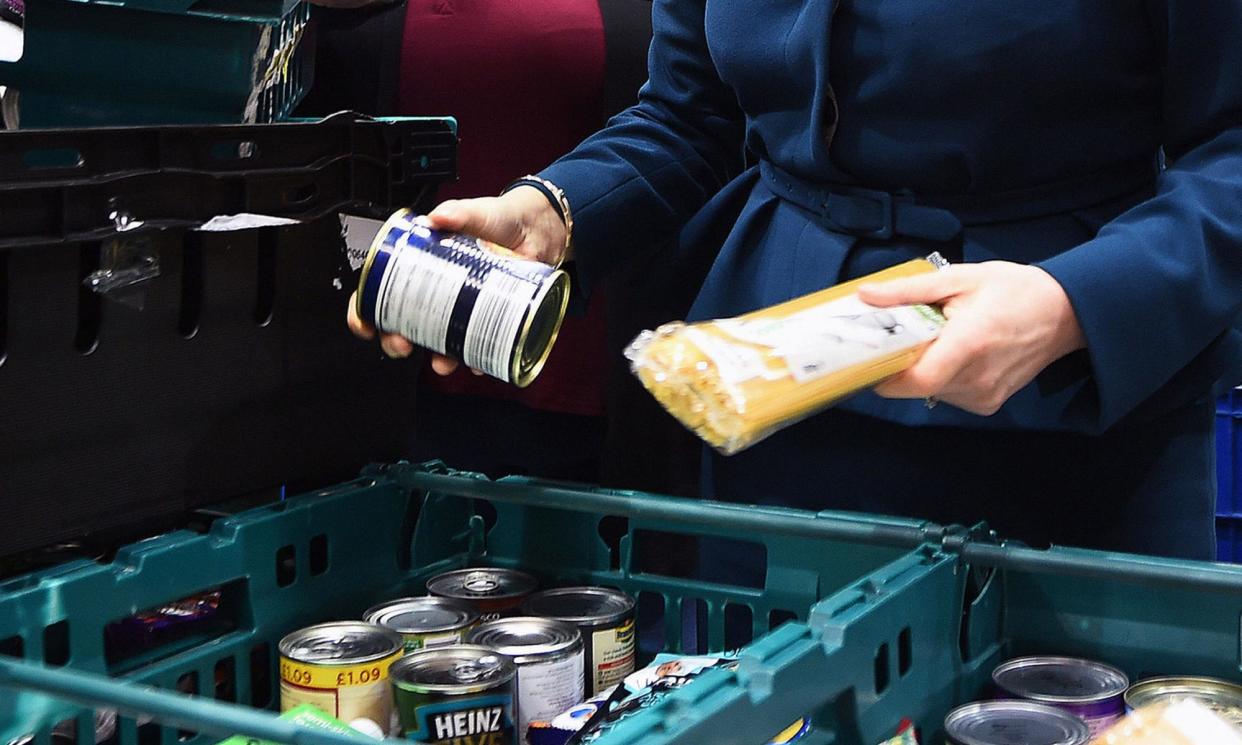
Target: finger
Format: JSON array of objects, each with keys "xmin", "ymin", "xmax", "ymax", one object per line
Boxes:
[
  {"xmin": 471, "ymin": 368, "xmax": 484, "ymax": 376},
  {"xmin": 425, "ymin": 200, "xmax": 470, "ymax": 232},
  {"xmin": 346, "ymin": 294, "xmax": 376, "ymax": 340},
  {"xmin": 857, "ymin": 266, "xmax": 972, "ymax": 308},
  {"xmin": 430, "ymin": 354, "xmax": 460, "ymax": 376},
  {"xmin": 873, "ymin": 323, "xmax": 977, "ymax": 399},
  {"xmin": 380, "ymin": 333, "xmax": 415, "ymax": 359},
  {"xmin": 426, "ymin": 199, "xmax": 507, "ymax": 243}
]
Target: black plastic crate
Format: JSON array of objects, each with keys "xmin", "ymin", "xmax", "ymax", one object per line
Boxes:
[{"xmin": 0, "ymin": 113, "xmax": 457, "ymax": 558}]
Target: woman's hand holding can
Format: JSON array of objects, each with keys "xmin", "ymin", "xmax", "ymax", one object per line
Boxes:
[{"xmin": 346, "ymin": 187, "xmax": 570, "ymax": 376}]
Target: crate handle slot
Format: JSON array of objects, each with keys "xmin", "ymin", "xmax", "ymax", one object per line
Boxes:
[
  {"xmin": 22, "ymin": 147, "xmax": 83, "ymax": 171},
  {"xmin": 0, "ymin": 658, "xmax": 372, "ymax": 745}
]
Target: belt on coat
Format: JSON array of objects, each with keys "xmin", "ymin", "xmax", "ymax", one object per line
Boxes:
[{"xmin": 759, "ymin": 158, "xmax": 1159, "ymax": 242}]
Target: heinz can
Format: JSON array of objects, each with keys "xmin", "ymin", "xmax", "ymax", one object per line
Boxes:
[
  {"xmin": 945, "ymin": 700, "xmax": 1092, "ymax": 745},
  {"xmin": 355, "ymin": 210, "xmax": 570, "ymax": 387},
  {"xmin": 279, "ymin": 622, "xmax": 404, "ymax": 733},
  {"xmin": 364, "ymin": 597, "xmax": 480, "ymax": 652},
  {"xmin": 1125, "ymin": 676, "xmax": 1242, "ymax": 730},
  {"xmin": 427, "ymin": 568, "xmax": 539, "ymax": 621},
  {"xmin": 992, "ymin": 656, "xmax": 1128, "ymax": 737},
  {"xmin": 521, "ymin": 587, "xmax": 636, "ymax": 696},
  {"xmin": 468, "ymin": 617, "xmax": 584, "ymax": 745},
  {"xmin": 391, "ymin": 645, "xmax": 517, "ymax": 744}
]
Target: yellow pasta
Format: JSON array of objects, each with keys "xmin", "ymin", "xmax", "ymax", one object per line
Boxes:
[{"xmin": 626, "ymin": 256, "xmax": 948, "ymax": 455}]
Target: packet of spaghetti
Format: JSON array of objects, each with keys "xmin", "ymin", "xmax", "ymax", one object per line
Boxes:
[
  {"xmin": 626, "ymin": 254, "xmax": 948, "ymax": 455},
  {"xmin": 1092, "ymin": 700, "xmax": 1242, "ymax": 744}
]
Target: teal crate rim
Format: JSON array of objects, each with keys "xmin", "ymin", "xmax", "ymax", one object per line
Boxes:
[
  {"xmin": 0, "ymin": 462, "xmax": 941, "ymax": 745},
  {"xmin": 7, "ymin": 462, "xmax": 1242, "ymax": 744}
]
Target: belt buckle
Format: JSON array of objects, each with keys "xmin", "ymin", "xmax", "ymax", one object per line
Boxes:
[{"xmin": 838, "ymin": 185, "xmax": 895, "ymax": 240}]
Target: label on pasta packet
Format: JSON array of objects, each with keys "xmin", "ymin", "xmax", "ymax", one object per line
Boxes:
[{"xmin": 712, "ymin": 296, "xmax": 946, "ymax": 384}]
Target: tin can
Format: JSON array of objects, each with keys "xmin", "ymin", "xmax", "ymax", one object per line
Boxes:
[
  {"xmin": 355, "ymin": 210, "xmax": 570, "ymax": 387},
  {"xmin": 428, "ymin": 568, "xmax": 539, "ymax": 621},
  {"xmin": 945, "ymin": 700, "xmax": 1092, "ymax": 745},
  {"xmin": 1125, "ymin": 676, "xmax": 1242, "ymax": 730},
  {"xmin": 992, "ymin": 656, "xmax": 1129, "ymax": 737},
  {"xmin": 521, "ymin": 587, "xmax": 636, "ymax": 696},
  {"xmin": 364, "ymin": 597, "xmax": 480, "ymax": 652},
  {"xmin": 279, "ymin": 622, "xmax": 405, "ymax": 733},
  {"xmin": 391, "ymin": 645, "xmax": 518, "ymax": 744},
  {"xmin": 468, "ymin": 617, "xmax": 584, "ymax": 745}
]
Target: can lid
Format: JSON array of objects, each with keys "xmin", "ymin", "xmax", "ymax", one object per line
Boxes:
[
  {"xmin": 521, "ymin": 587, "xmax": 635, "ymax": 626},
  {"xmin": 993, "ymin": 656, "xmax": 1129, "ymax": 704},
  {"xmin": 944, "ymin": 700, "xmax": 1092, "ymax": 745},
  {"xmin": 391, "ymin": 645, "xmax": 517, "ymax": 692},
  {"xmin": 1126, "ymin": 677, "xmax": 1242, "ymax": 726},
  {"xmin": 364, "ymin": 597, "xmax": 480, "ymax": 634},
  {"xmin": 427, "ymin": 568, "xmax": 538, "ymax": 600},
  {"xmin": 278, "ymin": 622, "xmax": 404, "ymax": 665},
  {"xmin": 467, "ymin": 617, "xmax": 581, "ymax": 660},
  {"xmin": 512, "ymin": 269, "xmax": 570, "ymax": 388}
]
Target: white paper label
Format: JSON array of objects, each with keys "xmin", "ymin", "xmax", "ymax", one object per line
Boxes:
[
  {"xmin": 711, "ymin": 295, "xmax": 944, "ymax": 383},
  {"xmin": 591, "ymin": 619, "xmax": 636, "ymax": 695},
  {"xmin": 516, "ymin": 651, "xmax": 585, "ymax": 745}
]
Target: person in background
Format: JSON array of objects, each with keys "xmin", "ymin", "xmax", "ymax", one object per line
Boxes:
[
  {"xmin": 304, "ymin": 0, "xmax": 698, "ymax": 489},
  {"xmin": 350, "ymin": 0, "xmax": 1242, "ymax": 563}
]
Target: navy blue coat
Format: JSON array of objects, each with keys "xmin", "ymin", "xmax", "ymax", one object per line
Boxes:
[{"xmin": 540, "ymin": 0, "xmax": 1242, "ymax": 557}]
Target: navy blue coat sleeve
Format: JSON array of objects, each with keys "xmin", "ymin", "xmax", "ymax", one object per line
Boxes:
[
  {"xmin": 1039, "ymin": 0, "xmax": 1242, "ymax": 431},
  {"xmin": 538, "ymin": 0, "xmax": 746, "ymax": 290}
]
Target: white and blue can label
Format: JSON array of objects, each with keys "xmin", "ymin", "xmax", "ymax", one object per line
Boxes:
[{"xmin": 356, "ymin": 210, "xmax": 569, "ymax": 387}]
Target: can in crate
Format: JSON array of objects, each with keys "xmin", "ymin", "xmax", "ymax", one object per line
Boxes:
[
  {"xmin": 427, "ymin": 568, "xmax": 539, "ymax": 621},
  {"xmin": 279, "ymin": 621, "xmax": 405, "ymax": 733},
  {"xmin": 1125, "ymin": 676, "xmax": 1242, "ymax": 730},
  {"xmin": 364, "ymin": 596, "xmax": 480, "ymax": 652},
  {"xmin": 992, "ymin": 656, "xmax": 1129, "ymax": 737},
  {"xmin": 945, "ymin": 700, "xmax": 1092, "ymax": 745},
  {"xmin": 391, "ymin": 645, "xmax": 518, "ymax": 744},
  {"xmin": 468, "ymin": 617, "xmax": 584, "ymax": 745},
  {"xmin": 354, "ymin": 210, "xmax": 570, "ymax": 387},
  {"xmin": 521, "ymin": 587, "xmax": 636, "ymax": 696}
]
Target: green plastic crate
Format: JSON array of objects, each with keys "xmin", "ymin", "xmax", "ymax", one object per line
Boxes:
[
  {"xmin": 0, "ymin": 0, "xmax": 310, "ymax": 128},
  {"xmin": 0, "ymin": 462, "xmax": 942, "ymax": 745},
  {"xmin": 597, "ymin": 534, "xmax": 1242, "ymax": 745}
]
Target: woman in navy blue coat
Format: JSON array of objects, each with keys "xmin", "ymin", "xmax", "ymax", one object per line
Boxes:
[{"xmin": 352, "ymin": 0, "xmax": 1242, "ymax": 559}]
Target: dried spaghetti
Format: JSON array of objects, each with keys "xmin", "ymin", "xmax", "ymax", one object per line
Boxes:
[{"xmin": 626, "ymin": 256, "xmax": 948, "ymax": 455}]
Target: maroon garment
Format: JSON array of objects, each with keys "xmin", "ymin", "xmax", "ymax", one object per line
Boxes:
[{"xmin": 397, "ymin": 0, "xmax": 609, "ymax": 416}]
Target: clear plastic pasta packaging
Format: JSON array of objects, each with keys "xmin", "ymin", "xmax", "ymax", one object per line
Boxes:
[
  {"xmin": 626, "ymin": 254, "xmax": 948, "ymax": 455},
  {"xmin": 1091, "ymin": 700, "xmax": 1242, "ymax": 744}
]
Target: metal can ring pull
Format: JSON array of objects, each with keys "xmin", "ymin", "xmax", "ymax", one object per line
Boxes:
[{"xmin": 453, "ymin": 656, "xmax": 502, "ymax": 683}]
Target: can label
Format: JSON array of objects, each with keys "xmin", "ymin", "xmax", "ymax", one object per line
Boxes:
[
  {"xmin": 363, "ymin": 217, "xmax": 558, "ymax": 383},
  {"xmin": 1076, "ymin": 711, "xmax": 1122, "ymax": 739},
  {"xmin": 404, "ymin": 628, "xmax": 471, "ymax": 653},
  {"xmin": 279, "ymin": 653, "xmax": 401, "ymax": 733},
  {"xmin": 516, "ymin": 651, "xmax": 585, "ymax": 745},
  {"xmin": 399, "ymin": 693, "xmax": 514, "ymax": 745},
  {"xmin": 590, "ymin": 619, "xmax": 636, "ymax": 694}
]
